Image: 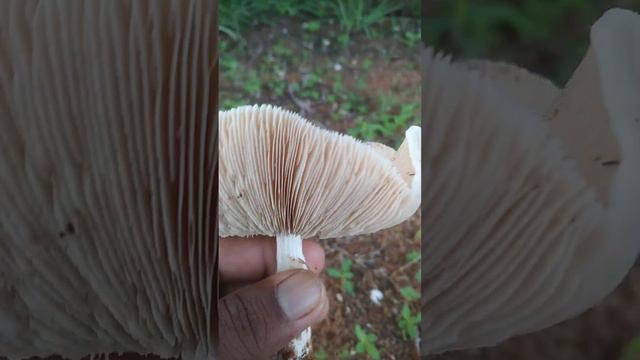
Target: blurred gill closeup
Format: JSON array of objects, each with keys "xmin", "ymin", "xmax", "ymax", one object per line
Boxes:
[{"xmin": 423, "ymin": 7, "xmax": 640, "ymax": 356}]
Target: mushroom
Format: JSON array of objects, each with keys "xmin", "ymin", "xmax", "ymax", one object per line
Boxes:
[
  {"xmin": 0, "ymin": 1, "xmax": 217, "ymax": 359},
  {"xmin": 423, "ymin": 8, "xmax": 640, "ymax": 355},
  {"xmin": 219, "ymin": 104, "xmax": 421, "ymax": 359}
]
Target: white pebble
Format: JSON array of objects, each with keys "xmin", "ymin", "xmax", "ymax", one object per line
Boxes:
[{"xmin": 370, "ymin": 289, "xmax": 384, "ymax": 305}]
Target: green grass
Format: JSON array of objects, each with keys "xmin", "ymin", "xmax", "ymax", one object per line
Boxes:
[
  {"xmin": 328, "ymin": 0, "xmax": 403, "ymax": 46},
  {"xmin": 220, "ymin": 0, "xmax": 418, "ymax": 43},
  {"xmin": 219, "ymin": 0, "xmax": 325, "ymax": 41},
  {"xmin": 423, "ymin": 0, "xmax": 640, "ymax": 84}
]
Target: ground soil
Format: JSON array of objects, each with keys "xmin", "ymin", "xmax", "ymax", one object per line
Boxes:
[
  {"xmin": 222, "ymin": 18, "xmax": 421, "ymax": 146},
  {"xmin": 313, "ymin": 213, "xmax": 421, "ymax": 360}
]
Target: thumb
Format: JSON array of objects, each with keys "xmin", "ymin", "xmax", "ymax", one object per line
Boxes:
[{"xmin": 219, "ymin": 270, "xmax": 329, "ymax": 360}]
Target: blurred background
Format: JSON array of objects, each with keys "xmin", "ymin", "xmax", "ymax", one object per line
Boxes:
[
  {"xmin": 424, "ymin": 1, "xmax": 640, "ymax": 360},
  {"xmin": 219, "ymin": 0, "xmax": 421, "ymax": 359},
  {"xmin": 424, "ymin": 0, "xmax": 640, "ymax": 85}
]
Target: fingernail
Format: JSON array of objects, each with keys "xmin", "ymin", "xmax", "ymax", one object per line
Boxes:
[{"xmin": 276, "ymin": 271, "xmax": 324, "ymax": 320}]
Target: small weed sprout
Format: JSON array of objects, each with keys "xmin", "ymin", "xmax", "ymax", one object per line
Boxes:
[
  {"xmin": 314, "ymin": 349, "xmax": 328, "ymax": 360},
  {"xmin": 355, "ymin": 324, "xmax": 381, "ymax": 360},
  {"xmin": 397, "ymin": 244, "xmax": 421, "ymax": 342},
  {"xmin": 621, "ymin": 336, "xmax": 640, "ymax": 360},
  {"xmin": 396, "ymin": 287, "xmax": 420, "ymax": 341},
  {"xmin": 398, "ymin": 303, "xmax": 421, "ymax": 340},
  {"xmin": 405, "ymin": 249, "xmax": 420, "ymax": 263},
  {"xmin": 399, "ymin": 286, "xmax": 420, "ymax": 301},
  {"xmin": 338, "ymin": 346, "xmax": 350, "ymax": 359},
  {"xmin": 327, "ymin": 258, "xmax": 355, "ymax": 295}
]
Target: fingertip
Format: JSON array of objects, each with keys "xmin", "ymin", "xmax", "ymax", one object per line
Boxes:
[
  {"xmin": 317, "ymin": 286, "xmax": 330, "ymax": 321},
  {"xmin": 302, "ymin": 239, "xmax": 325, "ymax": 274}
]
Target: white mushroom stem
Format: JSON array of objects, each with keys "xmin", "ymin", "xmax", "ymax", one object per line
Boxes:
[
  {"xmin": 276, "ymin": 234, "xmax": 312, "ymax": 360},
  {"xmin": 277, "ymin": 234, "xmax": 308, "ymax": 272}
]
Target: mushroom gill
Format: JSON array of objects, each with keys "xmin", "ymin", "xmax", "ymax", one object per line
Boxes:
[
  {"xmin": 0, "ymin": 1, "xmax": 217, "ymax": 359},
  {"xmin": 423, "ymin": 8, "xmax": 640, "ymax": 355}
]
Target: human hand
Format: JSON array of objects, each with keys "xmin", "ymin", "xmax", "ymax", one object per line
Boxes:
[{"xmin": 219, "ymin": 237, "xmax": 329, "ymax": 360}]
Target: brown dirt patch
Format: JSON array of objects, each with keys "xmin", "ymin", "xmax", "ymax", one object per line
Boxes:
[{"xmin": 314, "ymin": 212, "xmax": 421, "ymax": 359}]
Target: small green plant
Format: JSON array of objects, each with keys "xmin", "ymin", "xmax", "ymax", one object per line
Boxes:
[
  {"xmin": 355, "ymin": 77, "xmax": 367, "ymax": 91},
  {"xmin": 354, "ymin": 324, "xmax": 380, "ymax": 360},
  {"xmin": 621, "ymin": 335, "xmax": 640, "ymax": 360},
  {"xmin": 400, "ymin": 286, "xmax": 420, "ymax": 301},
  {"xmin": 271, "ymin": 82, "xmax": 286, "ymax": 97},
  {"xmin": 340, "ymin": 92, "xmax": 368, "ymax": 115},
  {"xmin": 337, "ymin": 33, "xmax": 350, "ymax": 47},
  {"xmin": 332, "ymin": 73, "xmax": 345, "ymax": 94},
  {"xmin": 243, "ymin": 70, "xmax": 261, "ymax": 96},
  {"xmin": 326, "ymin": 259, "xmax": 355, "ymax": 294},
  {"xmin": 221, "ymin": 55, "xmax": 239, "ymax": 75},
  {"xmin": 398, "ymin": 303, "xmax": 421, "ymax": 340},
  {"xmin": 348, "ymin": 121, "xmax": 388, "ymax": 141},
  {"xmin": 315, "ymin": 349, "xmax": 328, "ymax": 360},
  {"xmin": 361, "ymin": 58, "xmax": 373, "ymax": 71},
  {"xmin": 273, "ymin": 40, "xmax": 293, "ymax": 57},
  {"xmin": 303, "ymin": 20, "xmax": 321, "ymax": 32},
  {"xmin": 393, "ymin": 103, "xmax": 417, "ymax": 129},
  {"xmin": 405, "ymin": 250, "xmax": 420, "ymax": 263},
  {"xmin": 297, "ymin": 72, "xmax": 324, "ymax": 100},
  {"xmin": 348, "ymin": 92, "xmax": 418, "ymax": 144},
  {"xmin": 338, "ymin": 346, "xmax": 350, "ymax": 359},
  {"xmin": 402, "ymin": 30, "xmax": 421, "ymax": 47}
]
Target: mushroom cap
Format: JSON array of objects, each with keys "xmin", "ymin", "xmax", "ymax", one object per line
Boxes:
[
  {"xmin": 423, "ymin": 8, "xmax": 640, "ymax": 354},
  {"xmin": 0, "ymin": 1, "xmax": 216, "ymax": 359},
  {"xmin": 218, "ymin": 104, "xmax": 421, "ymax": 239}
]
